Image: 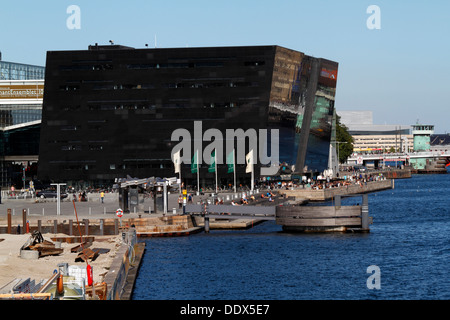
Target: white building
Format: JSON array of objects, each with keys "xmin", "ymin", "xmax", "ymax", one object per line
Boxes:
[{"xmin": 338, "ymin": 110, "xmax": 413, "ymax": 153}]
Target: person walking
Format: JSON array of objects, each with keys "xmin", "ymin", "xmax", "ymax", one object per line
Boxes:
[
  {"xmin": 178, "ymin": 194, "xmax": 183, "ymax": 209},
  {"xmin": 100, "ymin": 191, "xmax": 105, "ymax": 203}
]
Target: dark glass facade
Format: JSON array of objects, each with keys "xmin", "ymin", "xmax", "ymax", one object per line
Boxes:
[
  {"xmin": 267, "ymin": 48, "xmax": 338, "ymax": 173},
  {"xmin": 38, "ymin": 45, "xmax": 338, "ymax": 187}
]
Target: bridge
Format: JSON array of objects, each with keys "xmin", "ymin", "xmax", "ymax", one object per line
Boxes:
[
  {"xmin": 185, "ymin": 203, "xmax": 277, "ymax": 221},
  {"xmin": 348, "ymin": 151, "xmax": 450, "ymax": 163},
  {"xmin": 348, "ymin": 151, "xmax": 450, "ymax": 173}
]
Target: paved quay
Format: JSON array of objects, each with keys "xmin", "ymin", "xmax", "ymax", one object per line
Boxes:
[
  {"xmin": 0, "ymin": 189, "xmax": 275, "ymax": 233},
  {"xmin": 0, "ymin": 190, "xmax": 269, "ymax": 299},
  {"xmin": 0, "ymin": 190, "xmax": 254, "ymax": 221}
]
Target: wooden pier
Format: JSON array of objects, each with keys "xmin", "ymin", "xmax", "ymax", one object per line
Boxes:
[
  {"xmin": 185, "ymin": 193, "xmax": 372, "ymax": 233},
  {"xmin": 276, "ymin": 194, "xmax": 370, "ymax": 233}
]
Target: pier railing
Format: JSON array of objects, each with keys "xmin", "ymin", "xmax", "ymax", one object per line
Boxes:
[
  {"xmin": 185, "ymin": 203, "xmax": 276, "ymax": 220},
  {"xmin": 278, "ymin": 179, "xmax": 393, "ymax": 201}
]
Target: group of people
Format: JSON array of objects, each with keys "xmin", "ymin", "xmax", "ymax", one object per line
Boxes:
[
  {"xmin": 178, "ymin": 193, "xmax": 194, "ymax": 208},
  {"xmin": 72, "ymin": 191, "xmax": 87, "ymax": 202},
  {"xmin": 230, "ymin": 191, "xmax": 276, "ymax": 206},
  {"xmin": 230, "ymin": 196, "xmax": 252, "ymax": 206},
  {"xmin": 305, "ymin": 173, "xmax": 386, "ymax": 190}
]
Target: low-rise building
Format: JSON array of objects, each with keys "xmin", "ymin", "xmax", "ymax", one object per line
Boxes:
[
  {"xmin": 0, "ymin": 57, "xmax": 45, "ymax": 188},
  {"xmin": 338, "ymin": 110, "xmax": 412, "ymax": 153}
]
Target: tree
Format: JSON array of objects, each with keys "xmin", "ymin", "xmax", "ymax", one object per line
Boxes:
[{"xmin": 336, "ymin": 114, "xmax": 354, "ymax": 163}]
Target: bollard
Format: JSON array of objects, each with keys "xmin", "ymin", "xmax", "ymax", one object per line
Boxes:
[
  {"xmin": 38, "ymin": 220, "xmax": 42, "ymax": 233},
  {"xmin": 204, "ymin": 216, "xmax": 210, "ymax": 233},
  {"xmin": 100, "ymin": 219, "xmax": 104, "ymax": 236},
  {"xmin": 84, "ymin": 219, "xmax": 89, "ymax": 235},
  {"xmin": 7, "ymin": 209, "xmax": 12, "ymax": 234},
  {"xmin": 114, "ymin": 219, "xmax": 119, "ymax": 235},
  {"xmin": 22, "ymin": 209, "xmax": 27, "ymax": 234},
  {"xmin": 69, "ymin": 220, "xmax": 73, "ymax": 236}
]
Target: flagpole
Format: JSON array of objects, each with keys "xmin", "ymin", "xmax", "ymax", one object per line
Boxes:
[
  {"xmin": 245, "ymin": 150, "xmax": 254, "ymax": 192},
  {"xmin": 174, "ymin": 150, "xmax": 182, "ymax": 194},
  {"xmin": 251, "ymin": 165, "xmax": 254, "ymax": 192},
  {"xmin": 197, "ymin": 149, "xmax": 200, "ymax": 194},
  {"xmin": 233, "ymin": 149, "xmax": 236, "ymax": 193},
  {"xmin": 215, "ymin": 150, "xmax": 218, "ymax": 194},
  {"xmin": 179, "ymin": 164, "xmax": 182, "ymax": 194},
  {"xmin": 250, "ymin": 150, "xmax": 254, "ymax": 192}
]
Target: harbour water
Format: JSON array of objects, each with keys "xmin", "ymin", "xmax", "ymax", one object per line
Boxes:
[{"xmin": 132, "ymin": 174, "xmax": 449, "ymax": 300}]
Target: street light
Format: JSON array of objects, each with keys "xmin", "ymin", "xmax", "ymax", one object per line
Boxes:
[{"xmin": 51, "ymin": 183, "xmax": 66, "ymax": 216}]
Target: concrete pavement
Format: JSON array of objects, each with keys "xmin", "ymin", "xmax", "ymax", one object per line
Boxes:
[{"xmin": 0, "ymin": 189, "xmax": 264, "ymax": 224}]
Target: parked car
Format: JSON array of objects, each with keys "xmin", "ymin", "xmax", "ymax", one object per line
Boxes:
[{"xmin": 36, "ymin": 190, "xmax": 68, "ymax": 199}]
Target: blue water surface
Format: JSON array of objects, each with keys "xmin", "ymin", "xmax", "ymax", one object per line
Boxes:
[{"xmin": 132, "ymin": 174, "xmax": 450, "ymax": 300}]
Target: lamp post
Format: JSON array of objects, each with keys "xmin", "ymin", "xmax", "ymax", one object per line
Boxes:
[{"xmin": 51, "ymin": 183, "xmax": 66, "ymax": 216}]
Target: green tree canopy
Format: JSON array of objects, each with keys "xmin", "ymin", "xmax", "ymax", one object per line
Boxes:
[{"xmin": 336, "ymin": 114, "xmax": 354, "ymax": 164}]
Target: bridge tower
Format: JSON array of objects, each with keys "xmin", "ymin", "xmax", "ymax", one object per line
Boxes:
[{"xmin": 411, "ymin": 124, "xmax": 434, "ymax": 169}]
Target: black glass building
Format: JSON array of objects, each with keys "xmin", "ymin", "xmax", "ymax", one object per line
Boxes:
[{"xmin": 38, "ymin": 45, "xmax": 338, "ymax": 188}]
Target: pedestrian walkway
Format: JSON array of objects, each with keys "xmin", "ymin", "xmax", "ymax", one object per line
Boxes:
[{"xmin": 0, "ymin": 190, "xmax": 266, "ymax": 224}]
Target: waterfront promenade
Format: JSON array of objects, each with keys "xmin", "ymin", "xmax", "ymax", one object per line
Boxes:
[
  {"xmin": 0, "ymin": 168, "xmax": 405, "ymax": 228},
  {"xmin": 0, "ymin": 169, "xmax": 403, "ymax": 299}
]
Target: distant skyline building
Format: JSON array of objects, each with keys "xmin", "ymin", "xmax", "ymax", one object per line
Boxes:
[
  {"xmin": 38, "ymin": 44, "xmax": 338, "ymax": 188},
  {"xmin": 338, "ymin": 110, "xmax": 413, "ymax": 152}
]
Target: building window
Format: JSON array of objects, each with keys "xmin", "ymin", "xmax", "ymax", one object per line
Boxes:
[
  {"xmin": 61, "ymin": 145, "xmax": 82, "ymax": 151},
  {"xmin": 61, "ymin": 125, "xmax": 79, "ymax": 131},
  {"xmin": 89, "ymin": 145, "xmax": 103, "ymax": 151}
]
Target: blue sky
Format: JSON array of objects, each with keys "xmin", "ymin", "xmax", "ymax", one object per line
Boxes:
[{"xmin": 1, "ymin": 0, "xmax": 449, "ymax": 132}]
